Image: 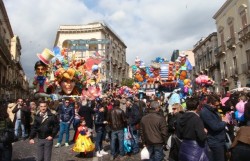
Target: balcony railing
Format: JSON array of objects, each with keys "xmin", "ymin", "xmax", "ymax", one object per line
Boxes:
[
  {"xmin": 214, "ymin": 44, "xmax": 226, "ymax": 57},
  {"xmin": 238, "ymin": 24, "xmax": 250, "ymax": 42},
  {"xmin": 241, "ymin": 63, "xmax": 250, "ymax": 74},
  {"xmin": 226, "ymin": 37, "xmax": 236, "ymax": 49},
  {"xmin": 0, "ymin": 36, "xmax": 11, "ymax": 61}
]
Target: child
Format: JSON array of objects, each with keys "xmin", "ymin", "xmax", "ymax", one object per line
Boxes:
[
  {"xmin": 94, "ymin": 105, "xmax": 109, "ymax": 157},
  {"xmin": 72, "ymin": 117, "xmax": 95, "ymax": 157}
]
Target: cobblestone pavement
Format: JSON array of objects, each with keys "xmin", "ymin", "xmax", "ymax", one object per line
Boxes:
[{"xmin": 12, "ymin": 129, "xmax": 169, "ymax": 161}]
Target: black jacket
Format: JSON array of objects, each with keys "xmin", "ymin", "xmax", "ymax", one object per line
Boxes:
[
  {"xmin": 108, "ymin": 107, "xmax": 127, "ymax": 131},
  {"xmin": 94, "ymin": 111, "xmax": 106, "ymax": 132},
  {"xmin": 12, "ymin": 104, "xmax": 28, "ymax": 125},
  {"xmin": 200, "ymin": 104, "xmax": 226, "ymax": 147},
  {"xmin": 126, "ymin": 104, "xmax": 141, "ymax": 126},
  {"xmin": 176, "ymin": 111, "xmax": 207, "ymax": 143},
  {"xmin": 29, "ymin": 110, "xmax": 59, "ymax": 139},
  {"xmin": 140, "ymin": 111, "xmax": 168, "ymax": 146},
  {"xmin": 78, "ymin": 105, "xmax": 95, "ymax": 129},
  {"xmin": 0, "ymin": 117, "xmax": 14, "ymax": 144}
]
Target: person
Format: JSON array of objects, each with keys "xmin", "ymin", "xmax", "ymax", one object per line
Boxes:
[
  {"xmin": 29, "ymin": 101, "xmax": 59, "ymax": 161},
  {"xmin": 244, "ymin": 92, "xmax": 250, "ymax": 126},
  {"xmin": 94, "ymin": 104, "xmax": 109, "ymax": 157},
  {"xmin": 72, "ymin": 118, "xmax": 95, "ymax": 157},
  {"xmin": 167, "ymin": 103, "xmax": 184, "ymax": 161},
  {"xmin": 200, "ymin": 94, "xmax": 229, "ymax": 161},
  {"xmin": 55, "ymin": 98, "xmax": 74, "ymax": 147},
  {"xmin": 140, "ymin": 101, "xmax": 168, "ymax": 161},
  {"xmin": 0, "ymin": 104, "xmax": 14, "ymax": 161},
  {"xmin": 230, "ymin": 125, "xmax": 250, "ymax": 161},
  {"xmin": 7, "ymin": 102, "xmax": 16, "ymax": 123},
  {"xmin": 72, "ymin": 101, "xmax": 81, "ymax": 143},
  {"xmin": 176, "ymin": 97, "xmax": 209, "ymax": 161},
  {"xmin": 107, "ymin": 100, "xmax": 127, "ymax": 160},
  {"xmin": 125, "ymin": 99, "xmax": 140, "ymax": 155},
  {"xmin": 78, "ymin": 100, "xmax": 95, "ymax": 132},
  {"xmin": 12, "ymin": 98, "xmax": 28, "ymax": 140}
]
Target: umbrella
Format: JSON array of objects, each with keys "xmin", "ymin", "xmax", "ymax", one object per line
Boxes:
[{"xmin": 221, "ymin": 97, "xmax": 229, "ymax": 106}]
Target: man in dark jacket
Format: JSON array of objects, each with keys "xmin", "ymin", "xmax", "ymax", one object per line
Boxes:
[
  {"xmin": 12, "ymin": 98, "xmax": 28, "ymax": 140},
  {"xmin": 140, "ymin": 101, "xmax": 168, "ymax": 161},
  {"xmin": 200, "ymin": 94, "xmax": 229, "ymax": 161},
  {"xmin": 29, "ymin": 101, "xmax": 59, "ymax": 161},
  {"xmin": 107, "ymin": 100, "xmax": 127, "ymax": 160},
  {"xmin": 125, "ymin": 99, "xmax": 141, "ymax": 154},
  {"xmin": 55, "ymin": 98, "xmax": 74, "ymax": 147}
]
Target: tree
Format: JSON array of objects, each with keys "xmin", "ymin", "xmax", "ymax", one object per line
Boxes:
[{"xmin": 121, "ymin": 78, "xmax": 134, "ymax": 88}]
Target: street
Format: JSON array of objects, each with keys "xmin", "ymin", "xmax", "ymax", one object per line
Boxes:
[{"xmin": 12, "ymin": 129, "xmax": 169, "ymax": 161}]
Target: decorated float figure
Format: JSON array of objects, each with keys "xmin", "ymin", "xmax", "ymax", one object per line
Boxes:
[
  {"xmin": 32, "ymin": 48, "xmax": 55, "ymax": 98},
  {"xmin": 54, "ymin": 67, "xmax": 84, "ymax": 96},
  {"xmin": 150, "ymin": 62, "xmax": 161, "ymax": 84}
]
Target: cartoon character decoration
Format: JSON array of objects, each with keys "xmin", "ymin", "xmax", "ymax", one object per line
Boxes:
[
  {"xmin": 183, "ymin": 79, "xmax": 193, "ymax": 96},
  {"xmin": 150, "ymin": 63, "xmax": 161, "ymax": 83},
  {"xmin": 167, "ymin": 62, "xmax": 175, "ymax": 81},
  {"xmin": 54, "ymin": 67, "xmax": 84, "ymax": 95},
  {"xmin": 132, "ymin": 56, "xmax": 141, "ymax": 75},
  {"xmin": 32, "ymin": 48, "xmax": 55, "ymax": 98}
]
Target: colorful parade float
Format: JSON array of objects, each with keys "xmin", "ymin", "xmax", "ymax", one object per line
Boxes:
[
  {"xmin": 29, "ymin": 46, "xmax": 104, "ymax": 101},
  {"xmin": 130, "ymin": 52, "xmax": 194, "ymax": 99}
]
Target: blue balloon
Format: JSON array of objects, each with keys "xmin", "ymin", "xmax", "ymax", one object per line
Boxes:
[{"xmin": 53, "ymin": 46, "xmax": 61, "ymax": 56}]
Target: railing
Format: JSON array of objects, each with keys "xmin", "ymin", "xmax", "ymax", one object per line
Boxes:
[
  {"xmin": 214, "ymin": 44, "xmax": 226, "ymax": 57},
  {"xmin": 0, "ymin": 36, "xmax": 11, "ymax": 61},
  {"xmin": 241, "ymin": 63, "xmax": 250, "ymax": 74},
  {"xmin": 226, "ymin": 37, "xmax": 236, "ymax": 49},
  {"xmin": 238, "ymin": 24, "xmax": 250, "ymax": 41}
]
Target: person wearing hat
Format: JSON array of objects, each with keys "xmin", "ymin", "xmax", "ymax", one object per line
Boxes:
[{"xmin": 140, "ymin": 101, "xmax": 168, "ymax": 161}]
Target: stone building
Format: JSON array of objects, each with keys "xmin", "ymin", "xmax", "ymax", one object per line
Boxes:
[
  {"xmin": 193, "ymin": 32, "xmax": 221, "ymax": 93},
  {"xmin": 213, "ymin": 0, "xmax": 250, "ymax": 92},
  {"xmin": 54, "ymin": 21, "xmax": 129, "ymax": 89},
  {"xmin": 0, "ymin": 0, "xmax": 28, "ymax": 101}
]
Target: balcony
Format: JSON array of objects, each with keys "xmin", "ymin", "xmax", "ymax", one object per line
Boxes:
[
  {"xmin": 226, "ymin": 37, "xmax": 236, "ymax": 50},
  {"xmin": 242, "ymin": 63, "xmax": 250, "ymax": 74},
  {"xmin": 238, "ymin": 24, "xmax": 250, "ymax": 42},
  {"xmin": 0, "ymin": 36, "xmax": 11, "ymax": 62},
  {"xmin": 214, "ymin": 44, "xmax": 226, "ymax": 57}
]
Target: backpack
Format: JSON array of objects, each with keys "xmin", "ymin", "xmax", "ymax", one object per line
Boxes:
[{"xmin": 0, "ymin": 119, "xmax": 15, "ymax": 144}]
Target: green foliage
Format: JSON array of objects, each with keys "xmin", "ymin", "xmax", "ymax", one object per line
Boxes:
[{"xmin": 121, "ymin": 78, "xmax": 134, "ymax": 88}]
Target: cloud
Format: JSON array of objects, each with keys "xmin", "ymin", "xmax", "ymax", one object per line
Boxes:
[{"xmin": 3, "ymin": 0, "xmax": 226, "ymax": 78}]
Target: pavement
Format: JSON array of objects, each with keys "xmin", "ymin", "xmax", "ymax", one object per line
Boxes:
[{"xmin": 12, "ymin": 129, "xmax": 169, "ymax": 161}]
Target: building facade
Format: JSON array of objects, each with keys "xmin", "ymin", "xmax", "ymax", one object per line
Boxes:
[
  {"xmin": 213, "ymin": 0, "xmax": 250, "ymax": 92},
  {"xmin": 193, "ymin": 32, "xmax": 221, "ymax": 93},
  {"xmin": 54, "ymin": 22, "xmax": 129, "ymax": 89},
  {"xmin": 0, "ymin": 0, "xmax": 28, "ymax": 102}
]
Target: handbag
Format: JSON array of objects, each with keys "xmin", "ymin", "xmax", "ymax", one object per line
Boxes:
[
  {"xmin": 124, "ymin": 127, "xmax": 132, "ymax": 153},
  {"xmin": 225, "ymin": 132, "xmax": 232, "ymax": 150},
  {"xmin": 140, "ymin": 146, "xmax": 150, "ymax": 160}
]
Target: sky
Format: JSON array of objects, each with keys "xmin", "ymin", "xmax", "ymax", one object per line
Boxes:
[{"xmin": 3, "ymin": 0, "xmax": 226, "ymax": 79}]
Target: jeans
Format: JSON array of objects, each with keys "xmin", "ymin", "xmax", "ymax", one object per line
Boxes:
[
  {"xmin": 147, "ymin": 145, "xmax": 164, "ymax": 161},
  {"xmin": 95, "ymin": 131, "xmax": 104, "ymax": 152},
  {"xmin": 14, "ymin": 119, "xmax": 25, "ymax": 137},
  {"xmin": 111, "ymin": 129, "xmax": 125, "ymax": 156},
  {"xmin": 209, "ymin": 146, "xmax": 225, "ymax": 161},
  {"xmin": 129, "ymin": 125, "xmax": 140, "ymax": 153},
  {"xmin": 58, "ymin": 122, "xmax": 70, "ymax": 144},
  {"xmin": 231, "ymin": 143, "xmax": 250, "ymax": 161},
  {"xmin": 0, "ymin": 143, "xmax": 12, "ymax": 161},
  {"xmin": 37, "ymin": 139, "xmax": 53, "ymax": 161}
]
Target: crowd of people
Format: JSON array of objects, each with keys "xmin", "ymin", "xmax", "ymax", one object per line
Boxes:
[{"xmin": 0, "ymin": 88, "xmax": 250, "ymax": 161}]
